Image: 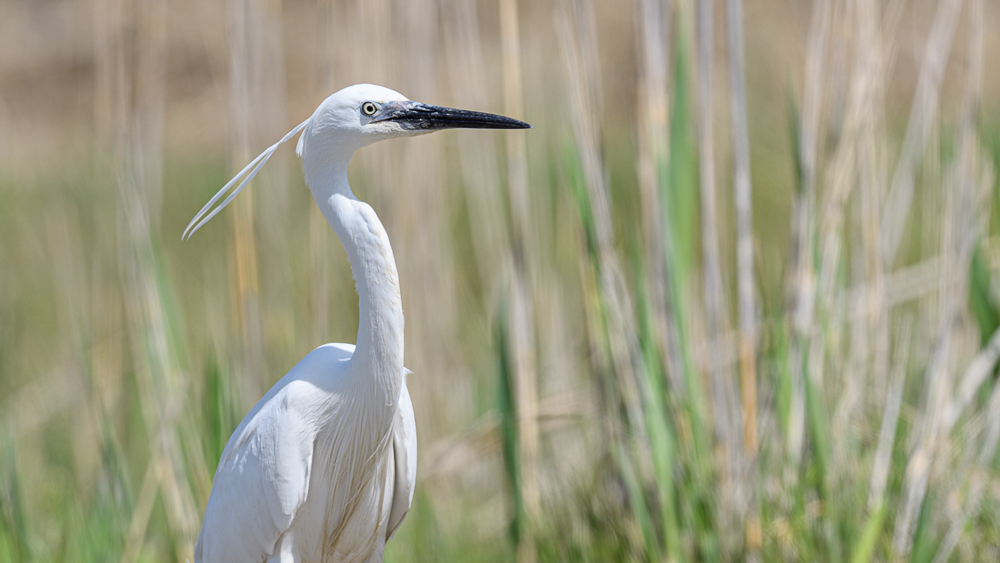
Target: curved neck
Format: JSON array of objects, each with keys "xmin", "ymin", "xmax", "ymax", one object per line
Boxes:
[{"xmin": 308, "ymin": 155, "xmax": 404, "ymax": 400}]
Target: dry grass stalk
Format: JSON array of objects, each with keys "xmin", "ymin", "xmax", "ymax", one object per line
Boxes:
[
  {"xmin": 104, "ymin": 0, "xmax": 201, "ymax": 551},
  {"xmin": 557, "ymin": 0, "xmax": 650, "ymax": 478},
  {"xmin": 442, "ymin": 2, "xmax": 508, "ymax": 285},
  {"xmin": 119, "ymin": 460, "xmax": 163, "ymax": 563},
  {"xmin": 106, "ymin": 0, "xmax": 200, "ymax": 552},
  {"xmin": 228, "ymin": 0, "xmax": 267, "ymax": 396},
  {"xmin": 695, "ymin": 0, "xmax": 744, "ymax": 552},
  {"xmin": 827, "ymin": 0, "xmax": 890, "ymax": 485},
  {"xmin": 936, "ymin": 267, "xmax": 1000, "ymax": 563},
  {"xmin": 892, "ymin": 20, "xmax": 986, "ymax": 549},
  {"xmin": 724, "ymin": 0, "xmax": 760, "ymax": 552},
  {"xmin": 725, "ymin": 0, "xmax": 756, "ymax": 456},
  {"xmin": 634, "ymin": 0, "xmax": 682, "ymax": 391},
  {"xmin": 437, "ymin": 3, "xmax": 514, "ymax": 460},
  {"xmin": 880, "ymin": 0, "xmax": 964, "ymax": 265},
  {"xmin": 895, "ymin": 176, "xmax": 979, "ymax": 557},
  {"xmin": 891, "ymin": 332, "xmax": 951, "ymax": 559},
  {"xmin": 868, "ymin": 315, "xmax": 913, "ymax": 509},
  {"xmin": 846, "ymin": 255, "xmax": 942, "ymax": 318},
  {"xmin": 928, "ymin": 6, "xmax": 991, "ymax": 556},
  {"xmin": 786, "ymin": 0, "xmax": 830, "ymax": 469},
  {"xmin": 944, "ymin": 326, "xmax": 1000, "ymax": 433},
  {"xmin": 134, "ymin": 0, "xmax": 168, "ymax": 224},
  {"xmin": 499, "ymin": 0, "xmax": 541, "ymax": 557}
]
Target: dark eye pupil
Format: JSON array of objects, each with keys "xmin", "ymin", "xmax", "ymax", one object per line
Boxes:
[{"xmin": 364, "ymin": 103, "xmax": 375, "ymax": 115}]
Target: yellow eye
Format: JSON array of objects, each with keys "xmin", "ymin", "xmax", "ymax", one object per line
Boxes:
[{"xmin": 361, "ymin": 102, "xmax": 378, "ymax": 116}]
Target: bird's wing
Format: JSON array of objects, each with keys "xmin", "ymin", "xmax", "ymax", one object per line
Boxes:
[
  {"xmin": 195, "ymin": 381, "xmax": 318, "ymax": 563},
  {"xmin": 196, "ymin": 344, "xmax": 354, "ymax": 563},
  {"xmin": 386, "ymin": 372, "xmax": 417, "ymax": 541}
]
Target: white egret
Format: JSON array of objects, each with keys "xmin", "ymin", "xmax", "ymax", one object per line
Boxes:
[{"xmin": 185, "ymin": 84, "xmax": 529, "ymax": 563}]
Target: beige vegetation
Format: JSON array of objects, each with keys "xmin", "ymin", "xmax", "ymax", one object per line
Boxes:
[{"xmin": 1, "ymin": 0, "xmax": 1000, "ymax": 561}]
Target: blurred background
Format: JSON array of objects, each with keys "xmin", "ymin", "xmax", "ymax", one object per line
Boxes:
[{"xmin": 2, "ymin": 0, "xmax": 1000, "ymax": 561}]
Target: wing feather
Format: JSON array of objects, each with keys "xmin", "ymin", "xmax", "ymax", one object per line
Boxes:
[
  {"xmin": 195, "ymin": 344, "xmax": 354, "ymax": 563},
  {"xmin": 195, "ymin": 383, "xmax": 316, "ymax": 563},
  {"xmin": 386, "ymin": 376, "xmax": 417, "ymax": 540}
]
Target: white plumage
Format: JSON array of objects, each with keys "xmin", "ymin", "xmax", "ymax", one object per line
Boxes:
[
  {"xmin": 184, "ymin": 84, "xmax": 528, "ymax": 563},
  {"xmin": 196, "ymin": 344, "xmax": 415, "ymax": 563}
]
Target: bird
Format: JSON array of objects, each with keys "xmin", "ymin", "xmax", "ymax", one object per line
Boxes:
[{"xmin": 183, "ymin": 84, "xmax": 530, "ymax": 563}]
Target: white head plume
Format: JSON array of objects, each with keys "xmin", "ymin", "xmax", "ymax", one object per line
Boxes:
[{"xmin": 182, "ymin": 118, "xmax": 311, "ymax": 240}]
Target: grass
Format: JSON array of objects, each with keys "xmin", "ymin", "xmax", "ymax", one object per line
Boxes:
[{"xmin": 3, "ymin": 0, "xmax": 1000, "ymax": 561}]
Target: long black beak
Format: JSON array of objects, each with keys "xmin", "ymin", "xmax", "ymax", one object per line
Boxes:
[{"xmin": 372, "ymin": 101, "xmax": 531, "ymax": 130}]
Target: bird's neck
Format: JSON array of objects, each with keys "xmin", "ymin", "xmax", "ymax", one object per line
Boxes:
[{"xmin": 309, "ymin": 157, "xmax": 404, "ymax": 401}]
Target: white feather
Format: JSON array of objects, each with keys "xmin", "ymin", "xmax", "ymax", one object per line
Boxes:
[{"xmin": 182, "ymin": 118, "xmax": 311, "ymax": 240}]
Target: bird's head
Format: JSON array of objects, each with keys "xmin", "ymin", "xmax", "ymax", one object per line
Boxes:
[
  {"xmin": 183, "ymin": 83, "xmax": 530, "ymax": 240},
  {"xmin": 297, "ymin": 83, "xmax": 529, "ymax": 157}
]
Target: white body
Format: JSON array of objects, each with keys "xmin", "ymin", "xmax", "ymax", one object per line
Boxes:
[
  {"xmin": 196, "ymin": 344, "xmax": 416, "ymax": 563},
  {"xmin": 194, "ymin": 85, "xmax": 422, "ymax": 563}
]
